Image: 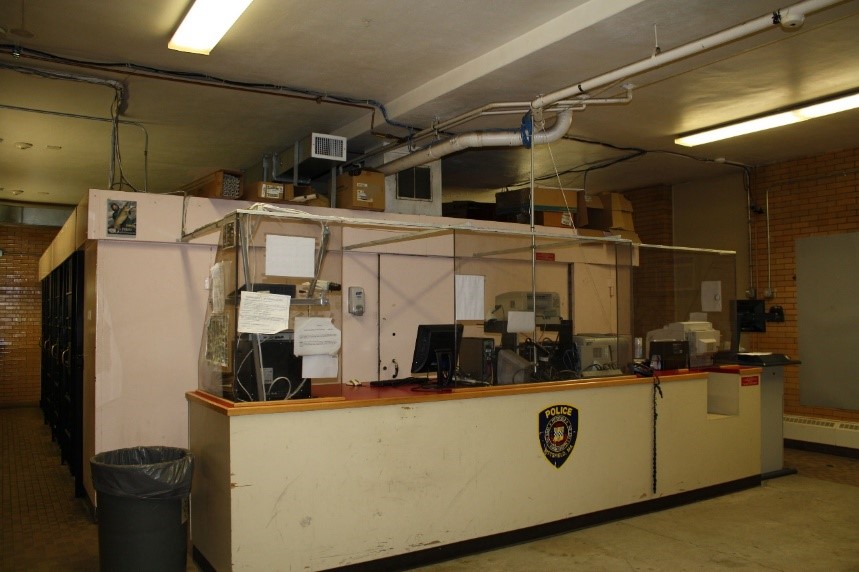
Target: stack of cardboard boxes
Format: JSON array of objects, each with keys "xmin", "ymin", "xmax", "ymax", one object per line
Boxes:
[
  {"xmin": 491, "ymin": 187, "xmax": 639, "ymax": 242},
  {"xmin": 579, "ymin": 192, "xmax": 639, "ymax": 242},
  {"xmin": 494, "ymin": 186, "xmax": 583, "ymax": 227},
  {"xmin": 177, "ymin": 169, "xmax": 387, "ymax": 210}
]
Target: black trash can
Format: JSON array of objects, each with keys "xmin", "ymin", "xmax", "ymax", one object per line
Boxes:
[{"xmin": 90, "ymin": 446, "xmax": 194, "ymax": 572}]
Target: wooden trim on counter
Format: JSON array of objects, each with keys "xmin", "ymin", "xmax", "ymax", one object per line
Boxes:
[{"xmin": 186, "ymin": 370, "xmax": 711, "ymax": 417}]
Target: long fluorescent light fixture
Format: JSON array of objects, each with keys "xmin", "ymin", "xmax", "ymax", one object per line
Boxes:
[
  {"xmin": 675, "ymin": 92, "xmax": 859, "ymax": 147},
  {"xmin": 169, "ymin": 0, "xmax": 254, "ymax": 55}
]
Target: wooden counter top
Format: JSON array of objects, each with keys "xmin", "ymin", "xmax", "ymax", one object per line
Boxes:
[{"xmin": 187, "ymin": 370, "xmax": 713, "ymax": 416}]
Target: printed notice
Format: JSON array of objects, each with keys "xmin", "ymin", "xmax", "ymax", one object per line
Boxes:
[
  {"xmin": 237, "ymin": 291, "xmax": 291, "ymax": 334},
  {"xmin": 507, "ymin": 310, "xmax": 536, "ymax": 333},
  {"xmin": 455, "ymin": 274, "xmax": 485, "ymax": 321},
  {"xmin": 302, "ymin": 354, "xmax": 339, "ymax": 378},
  {"xmin": 265, "ymin": 235, "xmax": 316, "ymax": 278},
  {"xmin": 294, "ymin": 317, "xmax": 341, "ymax": 356}
]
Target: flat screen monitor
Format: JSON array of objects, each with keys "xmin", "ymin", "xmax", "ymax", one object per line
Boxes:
[
  {"xmin": 735, "ymin": 299, "xmax": 766, "ymax": 332},
  {"xmin": 411, "ymin": 324, "xmax": 464, "ymax": 377}
]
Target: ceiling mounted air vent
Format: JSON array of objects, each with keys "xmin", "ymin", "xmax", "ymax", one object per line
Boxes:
[{"xmin": 277, "ymin": 133, "xmax": 347, "ymax": 181}]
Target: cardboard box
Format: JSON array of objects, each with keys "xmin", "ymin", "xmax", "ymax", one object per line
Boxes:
[
  {"xmin": 588, "ymin": 208, "xmax": 635, "ymax": 231},
  {"xmin": 495, "ymin": 187, "xmax": 578, "ymax": 215},
  {"xmin": 599, "ymin": 192, "xmax": 633, "ymax": 211},
  {"xmin": 179, "ymin": 170, "xmax": 243, "ymax": 199},
  {"xmin": 535, "ymin": 211, "xmax": 575, "ymax": 228},
  {"xmin": 586, "ymin": 192, "xmax": 635, "ymax": 231},
  {"xmin": 246, "ymin": 182, "xmax": 295, "ymax": 203},
  {"xmin": 336, "ymin": 171, "xmax": 386, "ymax": 211},
  {"xmin": 583, "ymin": 194, "xmax": 604, "ymax": 209},
  {"xmin": 443, "ymin": 201, "xmax": 496, "ymax": 221}
]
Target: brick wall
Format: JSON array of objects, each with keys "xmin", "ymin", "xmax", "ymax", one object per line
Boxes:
[
  {"xmin": 750, "ymin": 148, "xmax": 859, "ymax": 422},
  {"xmin": 625, "ymin": 185, "xmax": 675, "ymax": 341},
  {"xmin": 0, "ymin": 224, "xmax": 59, "ymax": 407}
]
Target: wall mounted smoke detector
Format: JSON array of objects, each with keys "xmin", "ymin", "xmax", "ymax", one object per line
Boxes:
[{"xmin": 778, "ymin": 9, "xmax": 805, "ymax": 30}]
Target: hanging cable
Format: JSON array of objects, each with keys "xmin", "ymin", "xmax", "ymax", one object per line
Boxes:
[
  {"xmin": 0, "ymin": 44, "xmax": 420, "ymax": 137},
  {"xmin": 651, "ymin": 370, "xmax": 663, "ymax": 494}
]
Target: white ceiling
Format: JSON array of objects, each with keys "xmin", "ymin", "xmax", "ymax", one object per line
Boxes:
[{"xmin": 1, "ymin": 0, "xmax": 858, "ymax": 206}]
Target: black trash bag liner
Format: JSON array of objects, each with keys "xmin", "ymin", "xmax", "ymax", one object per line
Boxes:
[{"xmin": 91, "ymin": 446, "xmax": 194, "ymax": 500}]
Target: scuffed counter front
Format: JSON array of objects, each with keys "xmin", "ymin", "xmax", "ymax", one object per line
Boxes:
[{"xmin": 188, "ymin": 368, "xmax": 761, "ymax": 571}]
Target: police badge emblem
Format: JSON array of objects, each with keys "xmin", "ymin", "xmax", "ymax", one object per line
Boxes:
[{"xmin": 538, "ymin": 404, "xmax": 578, "ymax": 468}]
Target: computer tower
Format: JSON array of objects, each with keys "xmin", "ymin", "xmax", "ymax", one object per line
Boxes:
[
  {"xmin": 649, "ymin": 340, "xmax": 689, "ymax": 371},
  {"xmin": 230, "ymin": 332, "xmax": 311, "ymax": 401},
  {"xmin": 458, "ymin": 337, "xmax": 495, "ymax": 383}
]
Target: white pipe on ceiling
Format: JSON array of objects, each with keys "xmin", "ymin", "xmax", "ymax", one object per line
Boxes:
[
  {"xmin": 532, "ymin": 0, "xmax": 843, "ymax": 110},
  {"xmin": 376, "ymin": 0, "xmax": 843, "ymax": 176}
]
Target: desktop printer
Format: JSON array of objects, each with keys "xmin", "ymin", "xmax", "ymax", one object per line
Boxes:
[
  {"xmin": 494, "ymin": 291, "xmax": 561, "ymax": 325},
  {"xmin": 645, "ymin": 321, "xmax": 720, "ymax": 368}
]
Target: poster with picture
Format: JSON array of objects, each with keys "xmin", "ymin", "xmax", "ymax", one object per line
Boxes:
[{"xmin": 107, "ymin": 200, "xmax": 137, "ymax": 236}]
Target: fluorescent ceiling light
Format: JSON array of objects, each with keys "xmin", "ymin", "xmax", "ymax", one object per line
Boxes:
[
  {"xmin": 168, "ymin": 0, "xmax": 253, "ymax": 55},
  {"xmin": 675, "ymin": 92, "xmax": 859, "ymax": 147}
]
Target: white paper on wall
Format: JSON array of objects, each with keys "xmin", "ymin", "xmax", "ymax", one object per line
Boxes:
[
  {"xmin": 265, "ymin": 235, "xmax": 316, "ymax": 278},
  {"xmin": 507, "ymin": 310, "xmax": 536, "ymax": 333},
  {"xmin": 237, "ymin": 291, "xmax": 291, "ymax": 334},
  {"xmin": 455, "ymin": 274, "xmax": 485, "ymax": 321},
  {"xmin": 294, "ymin": 317, "xmax": 342, "ymax": 356},
  {"xmin": 701, "ymin": 281, "xmax": 722, "ymax": 312},
  {"xmin": 302, "ymin": 354, "xmax": 339, "ymax": 378}
]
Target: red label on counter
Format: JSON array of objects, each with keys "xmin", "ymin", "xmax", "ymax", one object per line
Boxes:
[
  {"xmin": 535, "ymin": 252, "xmax": 555, "ymax": 261},
  {"xmin": 741, "ymin": 376, "xmax": 759, "ymax": 386}
]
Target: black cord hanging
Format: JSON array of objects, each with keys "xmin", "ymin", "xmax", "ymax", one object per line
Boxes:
[{"xmin": 651, "ymin": 371, "xmax": 663, "ymax": 494}]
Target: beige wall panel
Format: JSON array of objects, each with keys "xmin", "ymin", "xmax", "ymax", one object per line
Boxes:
[
  {"xmin": 379, "ymin": 254, "xmax": 455, "ymax": 376},
  {"xmin": 93, "ymin": 240, "xmax": 215, "ymax": 455},
  {"xmin": 574, "ymin": 264, "xmax": 618, "ymax": 333}
]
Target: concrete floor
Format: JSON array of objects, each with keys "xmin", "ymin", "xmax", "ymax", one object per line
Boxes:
[
  {"xmin": 2, "ymin": 406, "xmax": 858, "ymax": 571},
  {"xmin": 415, "ymin": 473, "xmax": 859, "ymax": 571}
]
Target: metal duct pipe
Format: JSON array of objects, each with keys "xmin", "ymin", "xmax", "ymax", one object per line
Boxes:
[
  {"xmin": 532, "ymin": 0, "xmax": 842, "ymax": 110},
  {"xmin": 377, "ymin": 108, "xmax": 573, "ymax": 175}
]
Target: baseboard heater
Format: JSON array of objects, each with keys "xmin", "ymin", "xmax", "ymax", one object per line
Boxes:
[{"xmin": 784, "ymin": 415, "xmax": 859, "ymax": 450}]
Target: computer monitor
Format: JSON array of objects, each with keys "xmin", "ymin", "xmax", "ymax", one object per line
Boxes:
[
  {"xmin": 411, "ymin": 324, "xmax": 464, "ymax": 386},
  {"xmin": 729, "ymin": 299, "xmax": 765, "ymax": 355},
  {"xmin": 735, "ymin": 299, "xmax": 766, "ymax": 333},
  {"xmin": 496, "ymin": 349, "xmax": 533, "ymax": 384}
]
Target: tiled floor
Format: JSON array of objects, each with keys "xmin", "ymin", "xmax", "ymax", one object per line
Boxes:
[{"xmin": 2, "ymin": 405, "xmax": 858, "ymax": 571}]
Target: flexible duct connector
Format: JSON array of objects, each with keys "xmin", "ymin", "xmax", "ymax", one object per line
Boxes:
[{"xmin": 377, "ymin": 108, "xmax": 573, "ymax": 175}]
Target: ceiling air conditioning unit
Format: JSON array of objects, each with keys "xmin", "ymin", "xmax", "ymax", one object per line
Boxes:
[{"xmin": 276, "ymin": 133, "xmax": 347, "ymax": 181}]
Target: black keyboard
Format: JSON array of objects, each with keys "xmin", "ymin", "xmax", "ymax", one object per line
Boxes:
[{"xmin": 369, "ymin": 377, "xmax": 429, "ymax": 387}]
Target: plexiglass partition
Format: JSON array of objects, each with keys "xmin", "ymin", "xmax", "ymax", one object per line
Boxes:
[
  {"xmin": 186, "ymin": 206, "xmax": 731, "ymax": 402},
  {"xmin": 194, "ymin": 210, "xmax": 343, "ymax": 401},
  {"xmin": 633, "ymin": 245, "xmax": 736, "ymax": 369}
]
